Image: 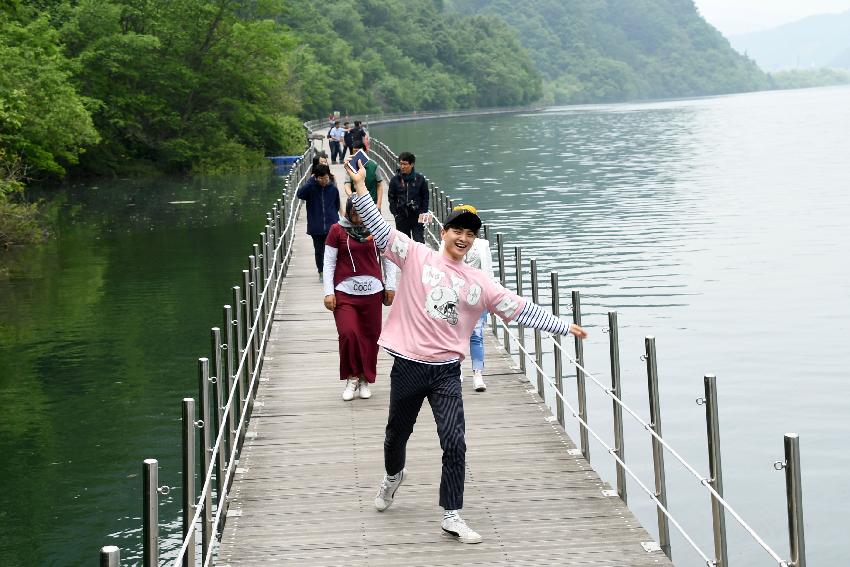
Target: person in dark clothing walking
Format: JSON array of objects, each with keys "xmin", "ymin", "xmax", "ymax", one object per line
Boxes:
[
  {"xmin": 388, "ymin": 151, "xmax": 429, "ymax": 243},
  {"xmin": 342, "ymin": 121, "xmax": 353, "ymax": 161},
  {"xmin": 296, "ymin": 163, "xmax": 341, "ymax": 281}
]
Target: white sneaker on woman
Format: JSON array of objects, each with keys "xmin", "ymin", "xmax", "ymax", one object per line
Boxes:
[
  {"xmin": 441, "ymin": 511, "xmax": 483, "ymax": 544},
  {"xmin": 472, "ymin": 370, "xmax": 486, "ymax": 392},
  {"xmin": 342, "ymin": 379, "xmax": 358, "ymax": 401},
  {"xmin": 358, "ymin": 379, "xmax": 372, "ymax": 399}
]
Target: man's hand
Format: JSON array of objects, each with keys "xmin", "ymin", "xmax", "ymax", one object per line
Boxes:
[
  {"xmin": 324, "ymin": 294, "xmax": 336, "ymax": 311},
  {"xmin": 569, "ymin": 323, "xmax": 587, "ymax": 339},
  {"xmin": 383, "ymin": 290, "xmax": 395, "ymax": 306}
]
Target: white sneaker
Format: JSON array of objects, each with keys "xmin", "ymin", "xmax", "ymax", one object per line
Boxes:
[
  {"xmin": 342, "ymin": 379, "xmax": 358, "ymax": 401},
  {"xmin": 441, "ymin": 511, "xmax": 483, "ymax": 544},
  {"xmin": 374, "ymin": 469, "xmax": 406, "ymax": 511},
  {"xmin": 472, "ymin": 370, "xmax": 486, "ymax": 392},
  {"xmin": 358, "ymin": 379, "xmax": 372, "ymax": 399}
]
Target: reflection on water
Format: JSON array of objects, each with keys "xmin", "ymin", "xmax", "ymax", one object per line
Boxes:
[
  {"xmin": 373, "ymin": 86, "xmax": 850, "ymax": 566},
  {"xmin": 0, "ymin": 171, "xmax": 284, "ymax": 565}
]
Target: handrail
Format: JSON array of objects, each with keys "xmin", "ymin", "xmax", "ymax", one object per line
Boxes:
[
  {"xmin": 496, "ymin": 318, "xmax": 717, "ymax": 565},
  {"xmin": 546, "ymin": 334, "xmax": 789, "ymax": 565},
  {"xmin": 168, "ymin": 147, "xmax": 312, "ymax": 566}
]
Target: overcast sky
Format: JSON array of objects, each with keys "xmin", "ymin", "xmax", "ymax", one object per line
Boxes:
[{"xmin": 693, "ymin": 0, "xmax": 850, "ymax": 35}]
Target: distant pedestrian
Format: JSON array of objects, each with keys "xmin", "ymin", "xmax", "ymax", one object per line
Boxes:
[
  {"xmin": 439, "ymin": 204, "xmax": 493, "ymax": 392},
  {"xmin": 350, "ymin": 120, "xmax": 367, "ymax": 149},
  {"xmin": 345, "ymin": 160, "xmax": 587, "ymax": 545},
  {"xmin": 296, "ymin": 163, "xmax": 340, "ymax": 281},
  {"xmin": 328, "ymin": 121, "xmax": 345, "ymax": 164},
  {"xmin": 388, "ymin": 151, "xmax": 429, "ymax": 243},
  {"xmin": 323, "ymin": 198, "xmax": 398, "ymax": 401},
  {"xmin": 342, "ymin": 121, "xmax": 353, "ymax": 160},
  {"xmin": 343, "ymin": 140, "xmax": 385, "ymax": 208}
]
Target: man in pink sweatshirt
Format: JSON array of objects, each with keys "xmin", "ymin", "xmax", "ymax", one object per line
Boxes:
[{"xmin": 346, "ymin": 159, "xmax": 587, "ymax": 544}]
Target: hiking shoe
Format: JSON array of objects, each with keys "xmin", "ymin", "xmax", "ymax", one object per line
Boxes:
[
  {"xmin": 358, "ymin": 379, "xmax": 372, "ymax": 399},
  {"xmin": 441, "ymin": 512, "xmax": 483, "ymax": 544},
  {"xmin": 342, "ymin": 379, "xmax": 358, "ymax": 401},
  {"xmin": 374, "ymin": 469, "xmax": 406, "ymax": 511},
  {"xmin": 472, "ymin": 370, "xmax": 486, "ymax": 392}
]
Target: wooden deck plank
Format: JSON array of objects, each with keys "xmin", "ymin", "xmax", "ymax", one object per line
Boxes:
[{"xmin": 216, "ymin": 155, "xmax": 673, "ymax": 566}]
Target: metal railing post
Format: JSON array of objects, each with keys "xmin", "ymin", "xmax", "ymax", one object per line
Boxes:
[
  {"xmin": 240, "ymin": 273, "xmax": 253, "ymax": 405},
  {"xmin": 198, "ymin": 359, "xmax": 213, "ymax": 560},
  {"xmin": 211, "ymin": 327, "xmax": 226, "ymax": 519},
  {"xmin": 530, "ymin": 259, "xmax": 543, "ymax": 394},
  {"xmin": 496, "ymin": 233, "xmax": 509, "ymax": 352},
  {"xmin": 182, "ymin": 398, "xmax": 196, "ymax": 567},
  {"xmin": 644, "ymin": 336, "xmax": 671, "ymax": 559},
  {"xmin": 515, "ymin": 247, "xmax": 526, "ymax": 372},
  {"xmin": 224, "ymin": 303, "xmax": 237, "ymax": 451},
  {"xmin": 782, "ymin": 433, "xmax": 806, "ymax": 567},
  {"xmin": 551, "ymin": 273, "xmax": 564, "ymax": 427},
  {"xmin": 607, "ymin": 311, "xmax": 627, "ymax": 503},
  {"xmin": 142, "ymin": 459, "xmax": 159, "ymax": 567},
  {"xmin": 702, "ymin": 374, "xmax": 728, "ymax": 566},
  {"xmin": 100, "ymin": 546, "xmax": 120, "ymax": 567},
  {"xmin": 572, "ymin": 290, "xmax": 589, "ymax": 460}
]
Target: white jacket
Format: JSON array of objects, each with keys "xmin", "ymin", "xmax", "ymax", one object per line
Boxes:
[{"xmin": 439, "ymin": 237, "xmax": 495, "ymax": 280}]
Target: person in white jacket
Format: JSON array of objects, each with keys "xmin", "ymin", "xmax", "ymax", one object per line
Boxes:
[{"xmin": 439, "ymin": 204, "xmax": 494, "ymax": 392}]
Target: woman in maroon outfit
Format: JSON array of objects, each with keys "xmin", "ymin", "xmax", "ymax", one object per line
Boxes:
[{"xmin": 323, "ymin": 198, "xmax": 397, "ymax": 401}]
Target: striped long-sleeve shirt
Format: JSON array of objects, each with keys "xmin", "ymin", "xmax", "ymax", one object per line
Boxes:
[{"xmin": 351, "ymin": 193, "xmax": 571, "ymax": 362}]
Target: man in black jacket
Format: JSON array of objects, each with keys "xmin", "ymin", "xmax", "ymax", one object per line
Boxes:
[{"xmin": 388, "ymin": 151, "xmax": 429, "ymax": 243}]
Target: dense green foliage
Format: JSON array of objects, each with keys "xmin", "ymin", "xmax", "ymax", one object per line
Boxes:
[
  {"xmin": 279, "ymin": 0, "xmax": 542, "ymax": 117},
  {"xmin": 446, "ymin": 0, "xmax": 770, "ymax": 104}
]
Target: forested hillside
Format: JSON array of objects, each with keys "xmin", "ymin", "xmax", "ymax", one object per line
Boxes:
[
  {"xmin": 446, "ymin": 0, "xmax": 769, "ymax": 104},
  {"xmin": 0, "ymin": 0, "xmax": 539, "ymax": 190}
]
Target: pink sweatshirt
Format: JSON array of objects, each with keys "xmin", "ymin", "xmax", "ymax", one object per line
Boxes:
[{"xmin": 379, "ymin": 229, "xmax": 525, "ymax": 362}]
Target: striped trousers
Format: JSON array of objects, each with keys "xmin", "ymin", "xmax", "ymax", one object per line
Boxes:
[{"xmin": 384, "ymin": 357, "xmax": 466, "ymax": 510}]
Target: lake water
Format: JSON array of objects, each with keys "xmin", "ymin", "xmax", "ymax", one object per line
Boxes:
[
  {"xmin": 0, "ymin": 172, "xmax": 285, "ymax": 565},
  {"xmin": 371, "ymin": 86, "xmax": 850, "ymax": 566}
]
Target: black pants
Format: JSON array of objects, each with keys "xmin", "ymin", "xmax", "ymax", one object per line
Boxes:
[
  {"xmin": 310, "ymin": 234, "xmax": 326, "ymax": 273},
  {"xmin": 394, "ymin": 215, "xmax": 425, "ymax": 243},
  {"xmin": 329, "ymin": 140, "xmax": 342, "ymax": 163},
  {"xmin": 385, "ymin": 357, "xmax": 466, "ymax": 510},
  {"xmin": 339, "ymin": 143, "xmax": 349, "ymax": 161}
]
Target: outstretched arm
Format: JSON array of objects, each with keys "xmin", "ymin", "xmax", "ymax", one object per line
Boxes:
[
  {"xmin": 514, "ymin": 302, "xmax": 587, "ymax": 338},
  {"xmin": 347, "ymin": 160, "xmax": 392, "ymax": 251}
]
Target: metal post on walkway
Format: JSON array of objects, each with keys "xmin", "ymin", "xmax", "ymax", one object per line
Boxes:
[
  {"xmin": 515, "ymin": 247, "xmax": 526, "ymax": 372},
  {"xmin": 608, "ymin": 311, "xmax": 627, "ymax": 503},
  {"xmin": 551, "ymin": 273, "xmax": 564, "ymax": 427},
  {"xmin": 100, "ymin": 546, "xmax": 120, "ymax": 567},
  {"xmin": 232, "ymin": 285, "xmax": 246, "ymax": 420},
  {"xmin": 779, "ymin": 433, "xmax": 806, "ymax": 567},
  {"xmin": 530, "ymin": 259, "xmax": 543, "ymax": 394},
  {"xmin": 644, "ymin": 336, "xmax": 671, "ymax": 559},
  {"xmin": 198, "ymin": 359, "xmax": 213, "ymax": 560},
  {"xmin": 241, "ymin": 271, "xmax": 254, "ymax": 402},
  {"xmin": 573, "ymin": 290, "xmax": 589, "ymax": 460},
  {"xmin": 211, "ymin": 327, "xmax": 226, "ymax": 512},
  {"xmin": 248, "ymin": 256, "xmax": 261, "ymax": 359},
  {"xmin": 181, "ymin": 398, "xmax": 196, "ymax": 567},
  {"xmin": 142, "ymin": 459, "xmax": 159, "ymax": 567},
  {"xmin": 224, "ymin": 304, "xmax": 237, "ymax": 451},
  {"xmin": 701, "ymin": 374, "xmax": 727, "ymax": 567}
]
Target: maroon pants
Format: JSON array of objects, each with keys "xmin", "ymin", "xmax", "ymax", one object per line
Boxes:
[{"xmin": 333, "ymin": 291, "xmax": 382, "ymax": 382}]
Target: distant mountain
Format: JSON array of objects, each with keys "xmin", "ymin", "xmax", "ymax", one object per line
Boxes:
[
  {"xmin": 445, "ymin": 0, "xmax": 767, "ymax": 105},
  {"xmin": 730, "ymin": 10, "xmax": 850, "ymax": 71}
]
